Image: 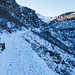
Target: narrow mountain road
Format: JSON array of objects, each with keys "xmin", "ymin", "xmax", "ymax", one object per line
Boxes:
[{"xmin": 0, "ymin": 32, "xmax": 55, "ymax": 75}]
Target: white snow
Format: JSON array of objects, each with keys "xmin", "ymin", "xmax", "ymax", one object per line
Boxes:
[
  {"xmin": 0, "ymin": 31, "xmax": 55, "ymax": 75},
  {"xmin": 37, "ymin": 13, "xmax": 52, "ymax": 24},
  {"xmin": 7, "ymin": 22, "xmax": 15, "ymax": 28},
  {"xmin": 7, "ymin": 22, "xmax": 11, "ymax": 28}
]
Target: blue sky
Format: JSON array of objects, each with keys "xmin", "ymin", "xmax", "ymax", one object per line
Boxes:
[{"xmin": 16, "ymin": 0, "xmax": 75, "ymax": 17}]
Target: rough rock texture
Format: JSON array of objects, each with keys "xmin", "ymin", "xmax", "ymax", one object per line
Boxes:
[
  {"xmin": 0, "ymin": 0, "xmax": 45, "ymax": 31},
  {"xmin": 49, "ymin": 19, "xmax": 75, "ymax": 54}
]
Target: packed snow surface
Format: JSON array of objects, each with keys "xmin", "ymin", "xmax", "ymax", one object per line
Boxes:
[{"xmin": 0, "ymin": 31, "xmax": 55, "ymax": 75}]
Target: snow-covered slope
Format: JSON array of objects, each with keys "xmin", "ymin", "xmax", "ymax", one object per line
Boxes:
[
  {"xmin": 0, "ymin": 0, "xmax": 75, "ymax": 75},
  {"xmin": 0, "ymin": 31, "xmax": 55, "ymax": 75},
  {"xmin": 37, "ymin": 13, "xmax": 52, "ymax": 24},
  {"xmin": 49, "ymin": 19, "xmax": 75, "ymax": 53}
]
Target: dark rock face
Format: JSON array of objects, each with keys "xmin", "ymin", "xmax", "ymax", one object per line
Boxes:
[
  {"xmin": 0, "ymin": 0, "xmax": 45, "ymax": 31},
  {"xmin": 0, "ymin": 0, "xmax": 16, "ymax": 7},
  {"xmin": 0, "ymin": 43, "xmax": 5, "ymax": 51},
  {"xmin": 0, "ymin": 0, "xmax": 75, "ymax": 75}
]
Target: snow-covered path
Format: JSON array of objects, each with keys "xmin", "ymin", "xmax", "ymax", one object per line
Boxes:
[{"xmin": 0, "ymin": 32, "xmax": 55, "ymax": 75}]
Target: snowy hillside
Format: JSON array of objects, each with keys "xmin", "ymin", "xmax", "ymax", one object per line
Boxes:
[
  {"xmin": 0, "ymin": 31, "xmax": 55, "ymax": 75},
  {"xmin": 0, "ymin": 0, "xmax": 75, "ymax": 75},
  {"xmin": 37, "ymin": 13, "xmax": 52, "ymax": 24}
]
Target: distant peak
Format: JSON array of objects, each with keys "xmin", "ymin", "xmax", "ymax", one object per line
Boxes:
[{"xmin": 50, "ymin": 11, "xmax": 75, "ymax": 24}]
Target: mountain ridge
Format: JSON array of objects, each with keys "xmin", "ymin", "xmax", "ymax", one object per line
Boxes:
[{"xmin": 50, "ymin": 11, "xmax": 75, "ymax": 24}]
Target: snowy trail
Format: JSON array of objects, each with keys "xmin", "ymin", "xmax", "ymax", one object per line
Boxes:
[{"xmin": 0, "ymin": 31, "xmax": 55, "ymax": 75}]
